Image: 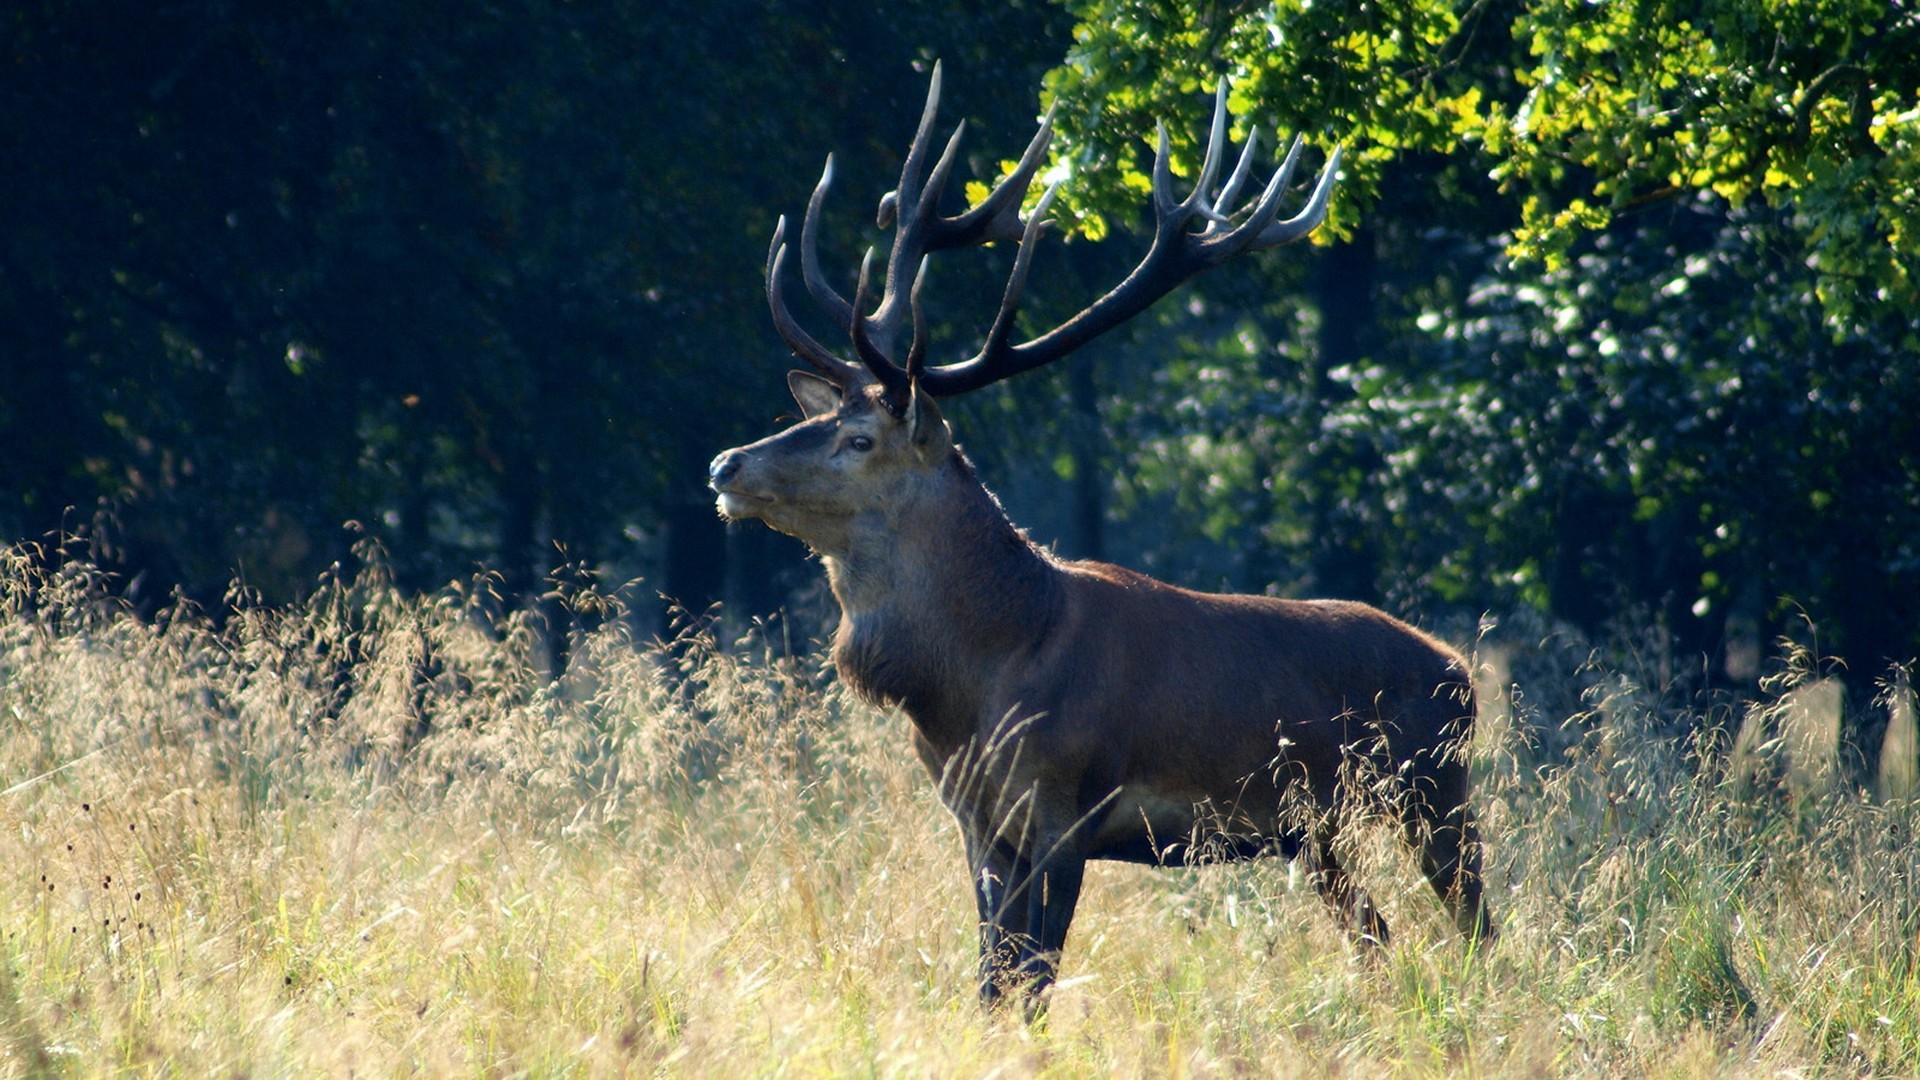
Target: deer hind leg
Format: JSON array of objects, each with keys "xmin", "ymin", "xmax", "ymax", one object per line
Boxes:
[
  {"xmin": 1407, "ymin": 800, "xmax": 1495, "ymax": 942},
  {"xmin": 1309, "ymin": 824, "xmax": 1391, "ymax": 948},
  {"xmin": 1395, "ymin": 748, "xmax": 1495, "ymax": 942}
]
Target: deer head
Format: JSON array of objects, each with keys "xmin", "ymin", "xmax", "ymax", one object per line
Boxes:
[{"xmin": 709, "ymin": 369, "xmax": 954, "ymax": 558}]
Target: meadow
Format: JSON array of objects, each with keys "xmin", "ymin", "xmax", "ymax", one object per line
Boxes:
[{"xmin": 1, "ymin": 542, "xmax": 1915, "ymax": 1077}]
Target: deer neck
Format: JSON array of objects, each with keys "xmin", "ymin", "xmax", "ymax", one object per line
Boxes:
[{"xmin": 824, "ymin": 450, "xmax": 1059, "ymax": 741}]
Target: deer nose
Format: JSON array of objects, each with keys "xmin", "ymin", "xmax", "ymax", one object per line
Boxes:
[{"xmin": 708, "ymin": 450, "xmax": 744, "ymax": 488}]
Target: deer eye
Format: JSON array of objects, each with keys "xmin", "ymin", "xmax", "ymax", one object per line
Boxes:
[{"xmin": 847, "ymin": 435, "xmax": 875, "ymax": 453}]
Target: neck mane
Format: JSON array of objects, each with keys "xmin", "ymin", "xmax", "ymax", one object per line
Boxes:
[{"xmin": 824, "ymin": 449, "xmax": 1060, "ymax": 748}]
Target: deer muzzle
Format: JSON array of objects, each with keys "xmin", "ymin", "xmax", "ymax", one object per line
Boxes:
[{"xmin": 708, "ymin": 449, "xmax": 771, "ymax": 520}]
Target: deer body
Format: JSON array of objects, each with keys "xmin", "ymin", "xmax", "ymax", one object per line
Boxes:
[{"xmin": 710, "ymin": 66, "xmax": 1491, "ymax": 1007}]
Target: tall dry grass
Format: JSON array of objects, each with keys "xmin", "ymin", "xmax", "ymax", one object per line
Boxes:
[{"xmin": 1, "ymin": 543, "xmax": 1915, "ymax": 1076}]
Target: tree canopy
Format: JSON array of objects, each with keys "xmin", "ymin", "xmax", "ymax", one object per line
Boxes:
[{"xmin": 1029, "ymin": 0, "xmax": 1918, "ymax": 685}]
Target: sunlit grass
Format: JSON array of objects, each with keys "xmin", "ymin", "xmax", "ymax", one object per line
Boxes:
[{"xmin": 2, "ymin": 543, "xmax": 1915, "ymax": 1076}]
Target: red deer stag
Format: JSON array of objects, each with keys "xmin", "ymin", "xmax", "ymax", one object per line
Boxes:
[{"xmin": 709, "ymin": 64, "xmax": 1493, "ymax": 1009}]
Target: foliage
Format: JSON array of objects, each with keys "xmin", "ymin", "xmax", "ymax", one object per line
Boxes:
[
  {"xmin": 1035, "ymin": 0, "xmax": 1506, "ymax": 239},
  {"xmin": 3, "ymin": 553, "xmax": 1918, "ymax": 1074},
  {"xmin": 1486, "ymin": 0, "xmax": 1920, "ymax": 327},
  {"xmin": 1043, "ymin": 0, "xmax": 1919, "ymax": 322},
  {"xmin": 1031, "ymin": 0, "xmax": 1919, "ymax": 676}
]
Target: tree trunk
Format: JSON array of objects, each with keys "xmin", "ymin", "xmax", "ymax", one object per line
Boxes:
[
  {"xmin": 1066, "ymin": 360, "xmax": 1106, "ymax": 563},
  {"xmin": 1307, "ymin": 228, "xmax": 1382, "ymax": 603}
]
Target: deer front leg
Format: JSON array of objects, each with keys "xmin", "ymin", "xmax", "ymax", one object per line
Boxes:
[
  {"xmin": 993, "ymin": 792, "xmax": 1095, "ymax": 1016},
  {"xmin": 967, "ymin": 832, "xmax": 1031, "ymax": 1009},
  {"xmin": 1309, "ymin": 823, "xmax": 1391, "ymax": 948},
  {"xmin": 1016, "ymin": 832, "xmax": 1087, "ymax": 1010}
]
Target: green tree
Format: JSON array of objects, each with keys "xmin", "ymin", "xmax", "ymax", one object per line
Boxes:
[{"xmin": 1032, "ymin": 0, "xmax": 1919, "ymax": 680}]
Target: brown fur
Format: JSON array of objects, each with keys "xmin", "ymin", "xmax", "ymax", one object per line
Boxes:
[{"xmin": 711, "ymin": 378, "xmax": 1493, "ymax": 1008}]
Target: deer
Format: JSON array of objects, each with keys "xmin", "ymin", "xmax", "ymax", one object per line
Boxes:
[{"xmin": 708, "ymin": 64, "xmax": 1494, "ymax": 1011}]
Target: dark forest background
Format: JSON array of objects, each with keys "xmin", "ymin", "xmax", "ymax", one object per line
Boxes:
[{"xmin": 4, "ymin": 1, "xmax": 1915, "ymax": 715}]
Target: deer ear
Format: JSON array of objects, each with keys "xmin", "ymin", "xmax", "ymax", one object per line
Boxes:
[
  {"xmin": 905, "ymin": 382, "xmax": 950, "ymax": 457},
  {"xmin": 787, "ymin": 370, "xmax": 842, "ymax": 418}
]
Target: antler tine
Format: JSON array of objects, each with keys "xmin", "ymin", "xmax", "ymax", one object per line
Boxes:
[
  {"xmin": 930, "ymin": 101, "xmax": 1057, "ymax": 249},
  {"xmin": 800, "ymin": 156, "xmax": 856, "ymax": 330},
  {"xmin": 975, "ymin": 180, "xmax": 1062, "ymax": 365},
  {"xmin": 1201, "ymin": 133, "xmax": 1306, "ymax": 259},
  {"xmin": 767, "ymin": 217, "xmax": 868, "ymax": 386},
  {"xmin": 877, "ymin": 61, "xmax": 949, "ymax": 229},
  {"xmin": 1149, "ymin": 121, "xmax": 1183, "ymax": 222},
  {"xmin": 1248, "ymin": 142, "xmax": 1342, "ymax": 250},
  {"xmin": 905, "ymin": 255, "xmax": 931, "ymax": 383},
  {"xmin": 916, "ymin": 121, "xmax": 969, "ymax": 229},
  {"xmin": 1186, "ymin": 78, "xmax": 1232, "ymax": 216},
  {"xmin": 863, "ymin": 61, "xmax": 959, "ymax": 367},
  {"xmin": 850, "ymin": 247, "xmax": 914, "ymax": 407},
  {"xmin": 1210, "ymin": 124, "xmax": 1260, "ymax": 223},
  {"xmin": 900, "ymin": 60, "xmax": 946, "ymax": 203}
]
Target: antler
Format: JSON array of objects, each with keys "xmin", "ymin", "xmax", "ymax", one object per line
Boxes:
[{"xmin": 765, "ymin": 64, "xmax": 1342, "ymax": 409}]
